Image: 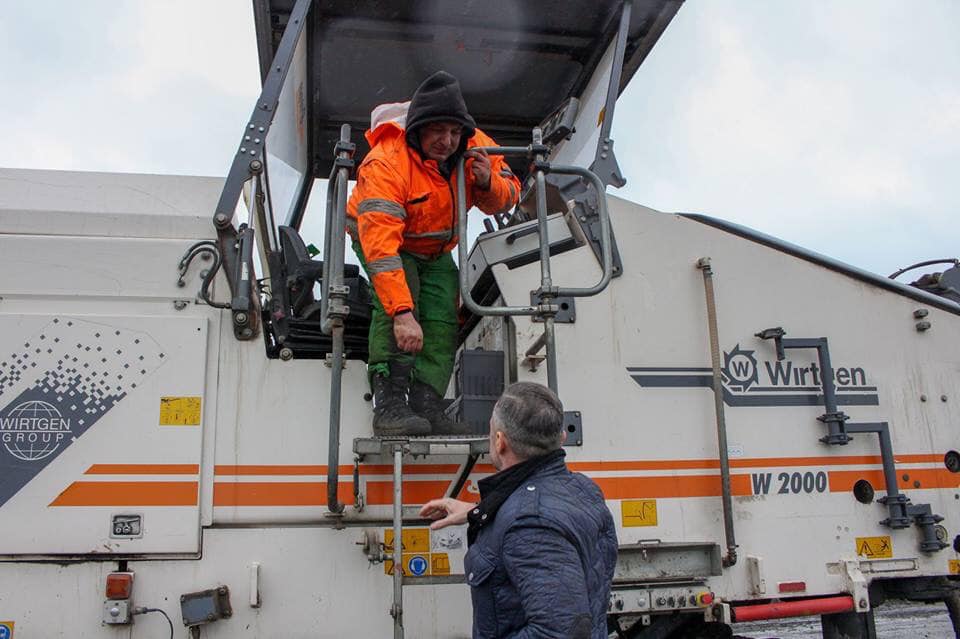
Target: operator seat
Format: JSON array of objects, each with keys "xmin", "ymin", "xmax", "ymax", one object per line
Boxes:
[
  {"xmin": 278, "ymin": 225, "xmax": 370, "ymax": 321},
  {"xmin": 271, "ymin": 226, "xmax": 372, "ymax": 361}
]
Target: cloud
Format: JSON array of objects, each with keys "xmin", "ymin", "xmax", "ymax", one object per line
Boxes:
[
  {"xmin": 0, "ymin": 1, "xmax": 261, "ymax": 176},
  {"xmin": 613, "ymin": 0, "xmax": 960, "ymax": 274}
]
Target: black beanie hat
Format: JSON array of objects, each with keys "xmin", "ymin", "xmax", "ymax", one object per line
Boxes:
[{"xmin": 405, "ymin": 71, "xmax": 477, "ymax": 140}]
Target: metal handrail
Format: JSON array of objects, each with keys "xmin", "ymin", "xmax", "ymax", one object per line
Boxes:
[
  {"xmin": 320, "ymin": 124, "xmax": 353, "ymax": 335},
  {"xmin": 455, "ymin": 152, "xmax": 613, "ymax": 314},
  {"xmin": 323, "ymin": 124, "xmax": 354, "ymax": 515},
  {"xmin": 549, "ymin": 164, "xmax": 613, "ymax": 297},
  {"xmin": 455, "ymin": 130, "xmax": 614, "ymax": 392}
]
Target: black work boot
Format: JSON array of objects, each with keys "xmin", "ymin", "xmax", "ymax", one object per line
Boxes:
[
  {"xmin": 371, "ymin": 374, "xmax": 431, "ymax": 437},
  {"xmin": 409, "ymin": 381, "xmax": 473, "ymax": 436}
]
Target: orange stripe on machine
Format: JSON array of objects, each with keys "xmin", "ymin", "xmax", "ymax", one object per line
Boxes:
[{"xmin": 50, "ymin": 481, "xmax": 198, "ymax": 506}]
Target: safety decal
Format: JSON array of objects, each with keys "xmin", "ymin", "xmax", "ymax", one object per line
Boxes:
[
  {"xmin": 621, "ymin": 499, "xmax": 658, "ymax": 527},
  {"xmin": 856, "ymin": 536, "xmax": 893, "ymax": 559},
  {"xmin": 949, "ymin": 560, "xmax": 960, "ymax": 575},
  {"xmin": 384, "ymin": 528, "xmax": 430, "ymax": 554},
  {"xmin": 431, "ymin": 553, "xmax": 451, "ymax": 575},
  {"xmin": 0, "ymin": 318, "xmax": 166, "ymax": 508},
  {"xmin": 408, "ymin": 555, "xmax": 429, "ymax": 576},
  {"xmin": 0, "ymin": 621, "xmax": 14, "ymax": 639},
  {"xmin": 159, "ymin": 396, "xmax": 202, "ymax": 426},
  {"xmin": 383, "ymin": 527, "xmax": 463, "ymax": 577}
]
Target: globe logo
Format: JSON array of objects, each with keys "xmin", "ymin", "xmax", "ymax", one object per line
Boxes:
[{"xmin": 0, "ymin": 399, "xmax": 72, "ymax": 462}]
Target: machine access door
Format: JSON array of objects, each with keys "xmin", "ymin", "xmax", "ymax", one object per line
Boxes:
[{"xmin": 0, "ymin": 313, "xmax": 207, "ymax": 557}]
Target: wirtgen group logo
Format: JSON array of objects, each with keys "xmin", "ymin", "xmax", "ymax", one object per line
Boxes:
[
  {"xmin": 0, "ymin": 400, "xmax": 72, "ymax": 461},
  {"xmin": 628, "ymin": 343, "xmax": 879, "ymax": 407},
  {"xmin": 0, "ymin": 316, "xmax": 167, "ymax": 508}
]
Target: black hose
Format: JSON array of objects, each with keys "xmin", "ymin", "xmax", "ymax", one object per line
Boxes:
[
  {"xmin": 199, "ymin": 250, "xmax": 231, "ymax": 309},
  {"xmin": 134, "ymin": 607, "xmax": 174, "ymax": 639},
  {"xmin": 888, "ymin": 258, "xmax": 959, "ymax": 280},
  {"xmin": 177, "ymin": 241, "xmax": 218, "ymax": 271},
  {"xmin": 177, "ymin": 243, "xmax": 231, "ymax": 309}
]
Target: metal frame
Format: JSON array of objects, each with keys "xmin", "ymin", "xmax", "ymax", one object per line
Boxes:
[
  {"xmin": 323, "ymin": 125, "xmax": 355, "ymax": 516},
  {"xmin": 456, "ymin": 131, "xmax": 613, "ymax": 393},
  {"xmin": 211, "ymin": 0, "xmax": 314, "ymax": 340}
]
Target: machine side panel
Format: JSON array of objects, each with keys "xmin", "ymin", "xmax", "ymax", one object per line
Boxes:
[{"xmin": 489, "ymin": 195, "xmax": 960, "ymax": 602}]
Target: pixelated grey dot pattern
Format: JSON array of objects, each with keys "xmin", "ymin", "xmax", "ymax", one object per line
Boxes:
[{"xmin": 0, "ymin": 317, "xmax": 166, "ymax": 401}]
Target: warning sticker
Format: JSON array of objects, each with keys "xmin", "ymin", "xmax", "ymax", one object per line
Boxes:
[
  {"xmin": 384, "ymin": 528, "xmax": 430, "ymax": 554},
  {"xmin": 383, "ymin": 528, "xmax": 464, "ymax": 577},
  {"xmin": 949, "ymin": 560, "xmax": 960, "ymax": 575},
  {"xmin": 159, "ymin": 396, "xmax": 202, "ymax": 426},
  {"xmin": 856, "ymin": 536, "xmax": 893, "ymax": 559},
  {"xmin": 385, "ymin": 553, "xmax": 431, "ymax": 577},
  {"xmin": 431, "ymin": 553, "xmax": 451, "ymax": 575},
  {"xmin": 621, "ymin": 500, "xmax": 658, "ymax": 527},
  {"xmin": 0, "ymin": 621, "xmax": 14, "ymax": 639}
]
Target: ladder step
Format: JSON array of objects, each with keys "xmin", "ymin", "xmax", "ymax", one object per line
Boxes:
[{"xmin": 353, "ymin": 436, "xmax": 488, "ymax": 457}]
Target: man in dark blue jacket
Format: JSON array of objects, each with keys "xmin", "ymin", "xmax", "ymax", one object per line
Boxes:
[{"xmin": 420, "ymin": 382, "xmax": 618, "ymax": 638}]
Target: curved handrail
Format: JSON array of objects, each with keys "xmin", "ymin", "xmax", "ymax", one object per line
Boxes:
[{"xmin": 455, "ymin": 149, "xmax": 613, "ymax": 317}]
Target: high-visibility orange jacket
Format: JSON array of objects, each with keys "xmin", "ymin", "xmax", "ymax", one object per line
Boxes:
[{"xmin": 347, "ymin": 120, "xmax": 521, "ymax": 317}]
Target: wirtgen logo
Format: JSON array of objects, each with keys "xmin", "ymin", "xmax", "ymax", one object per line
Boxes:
[
  {"xmin": 0, "ymin": 400, "xmax": 72, "ymax": 461},
  {"xmin": 628, "ymin": 343, "xmax": 878, "ymax": 407},
  {"xmin": 0, "ymin": 316, "xmax": 167, "ymax": 508}
]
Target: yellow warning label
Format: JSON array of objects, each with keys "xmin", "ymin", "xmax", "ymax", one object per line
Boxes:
[
  {"xmin": 0, "ymin": 621, "xmax": 14, "ymax": 637},
  {"xmin": 856, "ymin": 536, "xmax": 893, "ymax": 559},
  {"xmin": 384, "ymin": 528, "xmax": 430, "ymax": 554},
  {"xmin": 431, "ymin": 553, "xmax": 451, "ymax": 575},
  {"xmin": 384, "ymin": 553, "xmax": 431, "ymax": 577},
  {"xmin": 621, "ymin": 499, "xmax": 658, "ymax": 527},
  {"xmin": 159, "ymin": 396, "xmax": 202, "ymax": 426},
  {"xmin": 949, "ymin": 560, "xmax": 960, "ymax": 575}
]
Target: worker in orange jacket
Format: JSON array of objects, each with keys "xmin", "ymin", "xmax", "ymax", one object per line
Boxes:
[{"xmin": 347, "ymin": 71, "xmax": 521, "ymax": 436}]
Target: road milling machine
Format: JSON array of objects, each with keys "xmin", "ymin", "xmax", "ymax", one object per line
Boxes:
[{"xmin": 2, "ymin": 1, "xmax": 960, "ymax": 637}]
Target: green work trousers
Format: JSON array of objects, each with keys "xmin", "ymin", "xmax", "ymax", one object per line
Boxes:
[{"xmin": 352, "ymin": 241, "xmax": 458, "ymax": 396}]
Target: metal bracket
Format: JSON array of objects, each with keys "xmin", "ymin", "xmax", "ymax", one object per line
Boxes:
[
  {"xmin": 530, "ymin": 292, "xmax": 575, "ymax": 323},
  {"xmin": 545, "ymin": 172, "xmax": 625, "ymax": 279},
  {"xmin": 746, "ymin": 555, "xmax": 766, "ymax": 595},
  {"xmin": 838, "ymin": 559, "xmax": 870, "ymax": 612},
  {"xmin": 562, "ymin": 410, "xmax": 583, "ymax": 446}
]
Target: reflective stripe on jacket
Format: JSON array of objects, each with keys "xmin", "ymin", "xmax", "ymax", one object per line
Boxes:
[{"xmin": 347, "ymin": 121, "xmax": 521, "ymax": 316}]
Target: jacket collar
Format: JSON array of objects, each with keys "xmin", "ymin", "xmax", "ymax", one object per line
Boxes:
[{"xmin": 467, "ymin": 449, "xmax": 566, "ymax": 545}]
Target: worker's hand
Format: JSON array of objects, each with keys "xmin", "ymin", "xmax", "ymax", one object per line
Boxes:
[
  {"xmin": 393, "ymin": 312, "xmax": 423, "ymax": 353},
  {"xmin": 465, "ymin": 148, "xmax": 491, "ymax": 190},
  {"xmin": 419, "ymin": 498, "xmax": 475, "ymax": 530}
]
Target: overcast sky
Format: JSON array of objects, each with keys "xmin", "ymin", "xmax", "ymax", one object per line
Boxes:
[{"xmin": 1, "ymin": 1, "xmax": 957, "ymax": 278}]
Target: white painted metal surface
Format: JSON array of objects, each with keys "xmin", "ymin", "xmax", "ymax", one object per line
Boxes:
[{"xmin": 1, "ymin": 169, "xmax": 958, "ymax": 636}]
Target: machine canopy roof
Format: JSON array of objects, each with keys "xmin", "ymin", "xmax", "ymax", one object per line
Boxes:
[{"xmin": 252, "ymin": 0, "xmax": 681, "ymax": 175}]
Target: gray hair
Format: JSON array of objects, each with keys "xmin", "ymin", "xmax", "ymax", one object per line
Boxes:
[{"xmin": 491, "ymin": 382, "xmax": 564, "ymax": 459}]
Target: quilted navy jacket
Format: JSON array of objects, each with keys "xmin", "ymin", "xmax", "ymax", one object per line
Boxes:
[{"xmin": 464, "ymin": 455, "xmax": 618, "ymax": 638}]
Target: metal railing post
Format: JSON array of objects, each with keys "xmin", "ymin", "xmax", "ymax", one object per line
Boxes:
[
  {"xmin": 324, "ymin": 124, "xmax": 355, "ymax": 515},
  {"xmin": 532, "ymin": 129, "xmax": 559, "ymax": 393},
  {"xmin": 697, "ymin": 257, "xmax": 737, "ymax": 567},
  {"xmin": 391, "ymin": 444, "xmax": 405, "ymax": 639}
]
